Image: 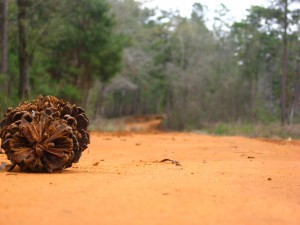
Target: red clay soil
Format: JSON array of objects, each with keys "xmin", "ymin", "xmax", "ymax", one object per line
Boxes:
[{"xmin": 1, "ymin": 131, "xmax": 300, "ymax": 225}]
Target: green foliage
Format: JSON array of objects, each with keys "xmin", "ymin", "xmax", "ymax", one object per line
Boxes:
[
  {"xmin": 2, "ymin": 0, "xmax": 126, "ymax": 112},
  {"xmin": 213, "ymin": 124, "xmax": 234, "ymax": 135},
  {"xmin": 47, "ymin": 0, "xmax": 126, "ymax": 85},
  {"xmin": 2, "ymin": 0, "xmax": 300, "ymax": 132},
  {"xmin": 203, "ymin": 122, "xmax": 300, "ymax": 139}
]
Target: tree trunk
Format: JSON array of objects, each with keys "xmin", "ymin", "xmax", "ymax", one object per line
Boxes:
[
  {"xmin": 17, "ymin": 0, "xmax": 29, "ymax": 100},
  {"xmin": 93, "ymin": 83, "xmax": 106, "ymax": 120},
  {"xmin": 0, "ymin": 0, "xmax": 8, "ymax": 95},
  {"xmin": 165, "ymin": 80, "xmax": 173, "ymax": 128},
  {"xmin": 281, "ymin": 0, "xmax": 288, "ymax": 126},
  {"xmin": 289, "ymin": 38, "xmax": 300, "ymax": 125}
]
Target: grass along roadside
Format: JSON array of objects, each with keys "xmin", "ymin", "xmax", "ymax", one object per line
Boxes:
[
  {"xmin": 202, "ymin": 122, "xmax": 300, "ymax": 139},
  {"xmin": 89, "ymin": 115, "xmax": 300, "ymax": 140}
]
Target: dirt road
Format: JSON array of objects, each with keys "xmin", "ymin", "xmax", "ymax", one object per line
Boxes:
[{"xmin": 1, "ymin": 131, "xmax": 300, "ymax": 225}]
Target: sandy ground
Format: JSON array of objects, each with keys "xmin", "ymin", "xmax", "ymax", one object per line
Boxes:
[{"xmin": 1, "ymin": 130, "xmax": 300, "ymax": 225}]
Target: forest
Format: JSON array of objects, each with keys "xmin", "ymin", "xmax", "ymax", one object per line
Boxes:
[{"xmin": 0, "ymin": 0, "xmax": 300, "ymax": 133}]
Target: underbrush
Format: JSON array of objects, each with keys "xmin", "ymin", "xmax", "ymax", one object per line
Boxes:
[
  {"xmin": 89, "ymin": 116, "xmax": 300, "ymax": 140},
  {"xmin": 203, "ymin": 122, "xmax": 300, "ymax": 139},
  {"xmin": 89, "ymin": 117, "xmax": 126, "ymax": 132}
]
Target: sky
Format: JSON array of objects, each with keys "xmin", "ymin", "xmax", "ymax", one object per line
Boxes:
[{"xmin": 139, "ymin": 0, "xmax": 268, "ymax": 23}]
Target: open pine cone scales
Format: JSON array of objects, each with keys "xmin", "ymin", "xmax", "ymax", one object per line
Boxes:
[{"xmin": 0, "ymin": 96, "xmax": 90, "ymax": 172}]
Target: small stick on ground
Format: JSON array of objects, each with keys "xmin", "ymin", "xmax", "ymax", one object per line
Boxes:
[{"xmin": 160, "ymin": 159, "xmax": 181, "ymax": 166}]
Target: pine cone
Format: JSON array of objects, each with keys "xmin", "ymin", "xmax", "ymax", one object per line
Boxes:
[{"xmin": 0, "ymin": 96, "xmax": 90, "ymax": 172}]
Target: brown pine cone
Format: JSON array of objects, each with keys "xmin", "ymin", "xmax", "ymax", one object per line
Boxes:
[{"xmin": 0, "ymin": 96, "xmax": 90, "ymax": 172}]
